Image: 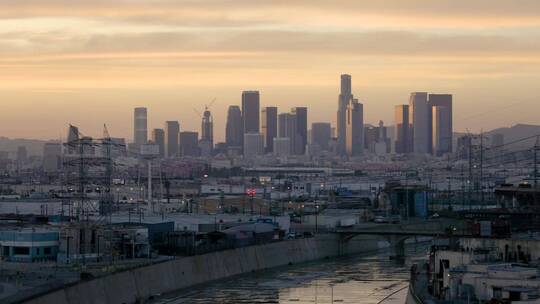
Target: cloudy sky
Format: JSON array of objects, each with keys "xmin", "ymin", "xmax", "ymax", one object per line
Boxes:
[{"xmin": 1, "ymin": 0, "xmax": 539, "ymax": 141}]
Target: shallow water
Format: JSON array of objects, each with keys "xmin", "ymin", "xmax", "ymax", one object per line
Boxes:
[{"xmin": 153, "ymin": 243, "xmax": 429, "ymax": 304}]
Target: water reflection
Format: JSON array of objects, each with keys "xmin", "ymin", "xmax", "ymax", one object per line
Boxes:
[{"xmin": 153, "ymin": 243, "xmax": 429, "ymax": 304}]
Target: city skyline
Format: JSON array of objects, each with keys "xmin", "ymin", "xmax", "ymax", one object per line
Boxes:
[{"xmin": 1, "ymin": 0, "xmax": 540, "ymax": 140}]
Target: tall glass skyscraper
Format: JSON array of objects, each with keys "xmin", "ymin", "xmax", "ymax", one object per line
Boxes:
[
  {"xmin": 242, "ymin": 91, "xmax": 260, "ymax": 135},
  {"xmin": 133, "ymin": 107, "xmax": 148, "ymax": 148}
]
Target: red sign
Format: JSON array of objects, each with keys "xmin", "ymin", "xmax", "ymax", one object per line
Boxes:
[{"xmin": 246, "ymin": 188, "xmax": 256, "ymax": 197}]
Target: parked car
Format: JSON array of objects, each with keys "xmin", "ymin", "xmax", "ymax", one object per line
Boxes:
[
  {"xmin": 374, "ymin": 216, "xmax": 388, "ymax": 223},
  {"xmin": 390, "ymin": 215, "xmax": 401, "ymax": 224}
]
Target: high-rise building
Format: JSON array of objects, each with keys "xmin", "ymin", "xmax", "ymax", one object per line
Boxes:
[
  {"xmin": 151, "ymin": 128, "xmax": 165, "ymax": 157},
  {"xmin": 165, "ymin": 121, "xmax": 180, "ymax": 158},
  {"xmin": 345, "ymin": 99, "xmax": 364, "ymax": 156},
  {"xmin": 273, "ymin": 137, "xmax": 291, "ymax": 157},
  {"xmin": 364, "ymin": 122, "xmax": 389, "ymax": 154},
  {"xmin": 242, "ymin": 91, "xmax": 260, "ymax": 135},
  {"xmin": 375, "ymin": 120, "xmax": 391, "ymax": 155},
  {"xmin": 201, "ymin": 109, "xmax": 213, "ymax": 152},
  {"xmin": 429, "ymin": 94, "xmax": 453, "ymax": 156},
  {"xmin": 261, "ymin": 107, "xmax": 278, "ymax": 153},
  {"xmin": 364, "ymin": 125, "xmax": 379, "ymax": 152},
  {"xmin": 409, "ymin": 92, "xmax": 430, "ymax": 154},
  {"xmin": 278, "ymin": 113, "xmax": 297, "ymax": 154},
  {"xmin": 311, "ymin": 123, "xmax": 331, "ymax": 151},
  {"xmin": 337, "ymin": 74, "xmax": 353, "ymax": 155},
  {"xmin": 243, "ymin": 133, "xmax": 264, "ymax": 159},
  {"xmin": 395, "ymin": 105, "xmax": 411, "ymax": 154},
  {"xmin": 134, "ymin": 107, "xmax": 148, "ymax": 148},
  {"xmin": 43, "ymin": 142, "xmax": 62, "ymax": 173},
  {"xmin": 180, "ymin": 131, "xmax": 199, "ymax": 157},
  {"xmin": 432, "ymin": 106, "xmax": 452, "ymax": 157},
  {"xmin": 225, "ymin": 106, "xmax": 243, "ymax": 148},
  {"xmin": 291, "ymin": 107, "xmax": 307, "ymax": 155}
]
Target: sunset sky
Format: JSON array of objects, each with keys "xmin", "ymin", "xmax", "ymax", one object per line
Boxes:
[{"xmin": 1, "ymin": 0, "xmax": 539, "ymax": 141}]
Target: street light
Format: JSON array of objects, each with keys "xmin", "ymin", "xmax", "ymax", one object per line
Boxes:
[
  {"xmin": 315, "ymin": 205, "xmax": 320, "ymax": 233},
  {"xmin": 97, "ymin": 234, "xmax": 104, "ymax": 263}
]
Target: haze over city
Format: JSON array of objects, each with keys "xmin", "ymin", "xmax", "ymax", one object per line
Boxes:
[
  {"xmin": 3, "ymin": 2, "xmax": 540, "ymax": 304},
  {"xmin": 1, "ymin": 0, "xmax": 540, "ymax": 141}
]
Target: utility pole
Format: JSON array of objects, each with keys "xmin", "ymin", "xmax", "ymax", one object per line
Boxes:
[
  {"xmin": 468, "ymin": 136, "xmax": 473, "ymax": 210},
  {"xmin": 480, "ymin": 131, "xmax": 484, "ymax": 205},
  {"xmin": 535, "ymin": 136, "xmax": 539, "ymax": 189},
  {"xmin": 534, "ymin": 136, "xmax": 539, "ymax": 205}
]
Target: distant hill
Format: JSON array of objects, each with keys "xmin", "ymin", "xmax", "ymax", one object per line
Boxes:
[
  {"xmin": 485, "ymin": 124, "xmax": 540, "ymax": 149},
  {"xmin": 0, "ymin": 137, "xmax": 57, "ymax": 157},
  {"xmin": 453, "ymin": 124, "xmax": 540, "ymax": 151}
]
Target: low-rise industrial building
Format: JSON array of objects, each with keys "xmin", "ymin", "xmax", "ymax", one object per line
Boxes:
[{"xmin": 0, "ymin": 228, "xmax": 59, "ymax": 262}]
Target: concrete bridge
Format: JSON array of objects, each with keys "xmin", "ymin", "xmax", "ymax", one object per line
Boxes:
[{"xmin": 335, "ymin": 218, "xmax": 466, "ymax": 258}]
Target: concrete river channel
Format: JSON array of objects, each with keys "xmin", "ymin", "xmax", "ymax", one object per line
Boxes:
[{"xmin": 152, "ymin": 243, "xmax": 429, "ymax": 304}]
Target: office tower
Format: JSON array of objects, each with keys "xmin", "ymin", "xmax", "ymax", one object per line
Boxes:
[
  {"xmin": 432, "ymin": 106, "xmax": 452, "ymax": 157},
  {"xmin": 364, "ymin": 121, "xmax": 389, "ymax": 154},
  {"xmin": 337, "ymin": 74, "xmax": 353, "ymax": 155},
  {"xmin": 201, "ymin": 108, "xmax": 213, "ymax": 152},
  {"xmin": 152, "ymin": 128, "xmax": 165, "ymax": 157},
  {"xmin": 409, "ymin": 92, "xmax": 430, "ymax": 154},
  {"xmin": 345, "ymin": 99, "xmax": 364, "ymax": 156},
  {"xmin": 243, "ymin": 133, "xmax": 264, "ymax": 158},
  {"xmin": 273, "ymin": 137, "xmax": 291, "ymax": 157},
  {"xmin": 43, "ymin": 143, "xmax": 62, "ymax": 173},
  {"xmin": 165, "ymin": 121, "xmax": 180, "ymax": 158},
  {"xmin": 278, "ymin": 112, "xmax": 297, "ymax": 154},
  {"xmin": 376, "ymin": 120, "xmax": 391, "ymax": 154},
  {"xmin": 291, "ymin": 107, "xmax": 308, "ymax": 154},
  {"xmin": 225, "ymin": 105, "xmax": 243, "ymax": 148},
  {"xmin": 242, "ymin": 91, "xmax": 260, "ymax": 135},
  {"xmin": 180, "ymin": 131, "xmax": 199, "ymax": 157},
  {"xmin": 311, "ymin": 122, "xmax": 331, "ymax": 151},
  {"xmin": 429, "ymin": 94, "xmax": 453, "ymax": 156},
  {"xmin": 261, "ymin": 107, "xmax": 278, "ymax": 153},
  {"xmin": 395, "ymin": 105, "xmax": 411, "ymax": 154},
  {"xmin": 134, "ymin": 107, "xmax": 148, "ymax": 148},
  {"xmin": 364, "ymin": 125, "xmax": 379, "ymax": 152}
]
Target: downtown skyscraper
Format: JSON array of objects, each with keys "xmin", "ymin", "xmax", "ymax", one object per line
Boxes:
[
  {"xmin": 278, "ymin": 112, "xmax": 297, "ymax": 155},
  {"xmin": 242, "ymin": 91, "xmax": 260, "ymax": 135},
  {"xmin": 429, "ymin": 94, "xmax": 453, "ymax": 156},
  {"xmin": 337, "ymin": 74, "xmax": 353, "ymax": 155},
  {"xmin": 291, "ymin": 107, "xmax": 308, "ymax": 155},
  {"xmin": 403, "ymin": 92, "xmax": 453, "ymax": 156},
  {"xmin": 261, "ymin": 107, "xmax": 277, "ymax": 153},
  {"xmin": 409, "ymin": 92, "xmax": 431, "ymax": 154},
  {"xmin": 165, "ymin": 120, "xmax": 180, "ymax": 158},
  {"xmin": 133, "ymin": 107, "xmax": 148, "ymax": 149},
  {"xmin": 311, "ymin": 122, "xmax": 331, "ymax": 151},
  {"xmin": 345, "ymin": 99, "xmax": 364, "ymax": 156},
  {"xmin": 201, "ymin": 108, "xmax": 213, "ymax": 152},
  {"xmin": 151, "ymin": 128, "xmax": 165, "ymax": 157},
  {"xmin": 225, "ymin": 105, "xmax": 243, "ymax": 148},
  {"xmin": 394, "ymin": 105, "xmax": 412, "ymax": 154}
]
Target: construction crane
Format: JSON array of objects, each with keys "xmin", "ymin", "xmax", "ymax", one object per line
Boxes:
[{"xmin": 193, "ymin": 98, "xmax": 216, "ymax": 118}]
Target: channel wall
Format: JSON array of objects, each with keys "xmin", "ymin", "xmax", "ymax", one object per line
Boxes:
[{"xmin": 19, "ymin": 234, "xmax": 381, "ymax": 304}]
